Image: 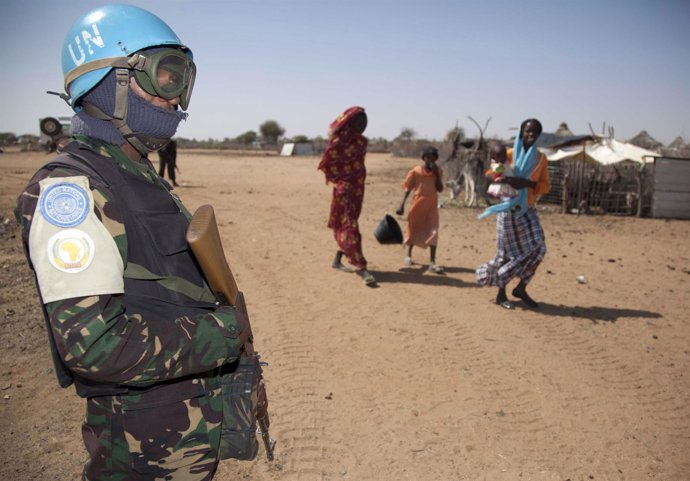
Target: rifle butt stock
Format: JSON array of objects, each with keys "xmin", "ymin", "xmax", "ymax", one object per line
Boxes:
[{"xmin": 186, "ymin": 204, "xmax": 239, "ymax": 306}]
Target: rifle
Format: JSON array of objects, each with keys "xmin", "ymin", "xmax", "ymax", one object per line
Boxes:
[{"xmin": 186, "ymin": 204, "xmax": 275, "ymax": 462}]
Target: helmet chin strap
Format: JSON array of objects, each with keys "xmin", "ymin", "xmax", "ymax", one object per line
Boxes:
[{"xmin": 81, "ymin": 68, "xmax": 170, "ymax": 155}]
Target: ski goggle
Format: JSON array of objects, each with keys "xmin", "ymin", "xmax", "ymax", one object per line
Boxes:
[
  {"xmin": 128, "ymin": 48, "xmax": 196, "ymax": 110},
  {"xmin": 64, "ymin": 47, "xmax": 196, "ymax": 110}
]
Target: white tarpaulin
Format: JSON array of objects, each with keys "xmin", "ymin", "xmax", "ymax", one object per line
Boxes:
[
  {"xmin": 542, "ymin": 138, "xmax": 659, "ymax": 165},
  {"xmin": 280, "ymin": 142, "xmax": 315, "ymax": 156}
]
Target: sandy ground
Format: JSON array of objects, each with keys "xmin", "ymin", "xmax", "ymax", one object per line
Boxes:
[{"xmin": 1, "ymin": 149, "xmax": 689, "ymax": 481}]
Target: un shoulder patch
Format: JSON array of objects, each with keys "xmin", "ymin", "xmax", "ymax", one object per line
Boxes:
[{"xmin": 40, "ymin": 182, "xmax": 89, "ymax": 227}]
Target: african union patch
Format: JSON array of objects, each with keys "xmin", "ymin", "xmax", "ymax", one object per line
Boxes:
[
  {"xmin": 47, "ymin": 229, "xmax": 95, "ymax": 273},
  {"xmin": 40, "ymin": 182, "xmax": 89, "ymax": 227}
]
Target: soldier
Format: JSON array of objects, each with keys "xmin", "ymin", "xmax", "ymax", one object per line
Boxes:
[
  {"xmin": 158, "ymin": 138, "xmax": 179, "ymax": 186},
  {"xmin": 15, "ymin": 5, "xmax": 255, "ymax": 480}
]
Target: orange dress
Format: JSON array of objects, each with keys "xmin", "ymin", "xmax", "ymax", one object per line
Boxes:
[
  {"xmin": 507, "ymin": 149, "xmax": 550, "ymax": 206},
  {"xmin": 402, "ymin": 165, "xmax": 443, "ymax": 248}
]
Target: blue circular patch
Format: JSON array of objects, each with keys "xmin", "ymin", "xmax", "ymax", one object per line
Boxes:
[{"xmin": 40, "ymin": 182, "xmax": 90, "ymax": 228}]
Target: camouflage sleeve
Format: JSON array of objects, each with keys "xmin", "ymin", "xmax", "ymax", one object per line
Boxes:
[
  {"xmin": 45, "ymin": 295, "xmax": 243, "ymax": 385},
  {"xmin": 17, "ymin": 166, "xmax": 245, "ymax": 386}
]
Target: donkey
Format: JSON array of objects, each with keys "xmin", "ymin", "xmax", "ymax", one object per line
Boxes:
[
  {"xmin": 448, "ymin": 154, "xmax": 487, "ymax": 206},
  {"xmin": 445, "ymin": 117, "xmax": 491, "ymax": 207}
]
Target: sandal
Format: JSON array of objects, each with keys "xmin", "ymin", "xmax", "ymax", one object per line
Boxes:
[
  {"xmin": 512, "ymin": 288, "xmax": 539, "ymax": 308},
  {"xmin": 427, "ymin": 264, "xmax": 444, "ymax": 274},
  {"xmin": 498, "ymin": 300, "xmax": 515, "ymax": 310},
  {"xmin": 332, "ymin": 262, "xmax": 354, "ymax": 273},
  {"xmin": 356, "ymin": 269, "xmax": 376, "ymax": 285},
  {"xmin": 495, "ymin": 291, "xmax": 514, "ymax": 310}
]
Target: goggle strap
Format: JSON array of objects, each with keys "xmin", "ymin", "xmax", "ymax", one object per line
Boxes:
[
  {"xmin": 122, "ymin": 133, "xmax": 151, "ymax": 155},
  {"xmin": 80, "ymin": 68, "xmax": 128, "ymax": 122},
  {"xmin": 64, "ymin": 56, "xmax": 132, "ymax": 91},
  {"xmin": 123, "ymin": 132, "xmax": 170, "ymax": 152},
  {"xmin": 113, "ymin": 68, "xmax": 130, "ymax": 120},
  {"xmin": 110, "ymin": 118, "xmax": 151, "ymax": 155},
  {"xmin": 80, "ymin": 102, "xmax": 146, "ymax": 154},
  {"xmin": 113, "ymin": 118, "xmax": 168, "ymax": 154},
  {"xmin": 81, "ymin": 102, "xmax": 111, "ymax": 121},
  {"xmin": 126, "ymin": 54, "xmax": 151, "ymax": 71}
]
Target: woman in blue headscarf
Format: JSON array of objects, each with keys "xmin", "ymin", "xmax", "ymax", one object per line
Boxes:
[{"xmin": 476, "ymin": 118, "xmax": 550, "ymax": 309}]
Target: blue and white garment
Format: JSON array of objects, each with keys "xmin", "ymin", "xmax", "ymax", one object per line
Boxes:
[
  {"xmin": 478, "ymin": 134, "xmax": 538, "ymax": 219},
  {"xmin": 475, "ymin": 207, "xmax": 546, "ymax": 288}
]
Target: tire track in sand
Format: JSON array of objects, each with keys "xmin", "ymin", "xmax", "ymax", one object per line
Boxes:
[
  {"xmin": 227, "ymin": 198, "xmax": 333, "ymax": 481},
  {"xmin": 518, "ymin": 313, "xmax": 690, "ymax": 478},
  {"xmin": 400, "ymin": 303, "xmax": 554, "ymax": 469}
]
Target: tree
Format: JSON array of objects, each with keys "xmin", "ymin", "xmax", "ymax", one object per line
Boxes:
[
  {"xmin": 259, "ymin": 120, "xmax": 285, "ymax": 144},
  {"xmin": 445, "ymin": 125, "xmax": 465, "ymax": 144},
  {"xmin": 235, "ymin": 130, "xmax": 258, "ymax": 145},
  {"xmin": 398, "ymin": 127, "xmax": 417, "ymax": 141},
  {"xmin": 291, "ymin": 135, "xmax": 310, "ymax": 143},
  {"xmin": 17, "ymin": 134, "xmax": 40, "ymax": 144},
  {"xmin": 0, "ymin": 132, "xmax": 17, "ymax": 146}
]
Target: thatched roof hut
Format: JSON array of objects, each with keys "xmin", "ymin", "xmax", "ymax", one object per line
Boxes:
[
  {"xmin": 628, "ymin": 130, "xmax": 663, "ymax": 152},
  {"xmin": 555, "ymin": 122, "xmax": 574, "ymax": 137}
]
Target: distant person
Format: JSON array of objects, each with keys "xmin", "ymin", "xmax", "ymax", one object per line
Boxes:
[
  {"xmin": 158, "ymin": 138, "xmax": 179, "ymax": 186},
  {"xmin": 396, "ymin": 146, "xmax": 444, "ymax": 273},
  {"xmin": 476, "ymin": 118, "xmax": 551, "ymax": 309},
  {"xmin": 486, "ymin": 143, "xmax": 516, "ymax": 201},
  {"xmin": 318, "ymin": 106, "xmax": 376, "ymax": 285}
]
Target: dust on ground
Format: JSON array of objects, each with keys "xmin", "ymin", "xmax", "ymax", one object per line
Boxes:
[{"xmin": 1, "ymin": 149, "xmax": 689, "ymax": 481}]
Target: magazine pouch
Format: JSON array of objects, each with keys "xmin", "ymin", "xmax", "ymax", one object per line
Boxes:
[{"xmin": 218, "ymin": 354, "xmax": 262, "ymax": 460}]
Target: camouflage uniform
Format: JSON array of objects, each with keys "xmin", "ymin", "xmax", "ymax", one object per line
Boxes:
[{"xmin": 16, "ymin": 137, "xmax": 245, "ymax": 481}]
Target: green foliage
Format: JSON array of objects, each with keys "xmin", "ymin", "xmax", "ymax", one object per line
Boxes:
[
  {"xmin": 291, "ymin": 135, "xmax": 310, "ymax": 143},
  {"xmin": 0, "ymin": 132, "xmax": 17, "ymax": 146},
  {"xmin": 368, "ymin": 137, "xmax": 390, "ymax": 153},
  {"xmin": 17, "ymin": 134, "xmax": 40, "ymax": 144},
  {"xmin": 235, "ymin": 131, "xmax": 258, "ymax": 145},
  {"xmin": 398, "ymin": 127, "xmax": 417, "ymax": 141},
  {"xmin": 259, "ymin": 120, "xmax": 285, "ymax": 144}
]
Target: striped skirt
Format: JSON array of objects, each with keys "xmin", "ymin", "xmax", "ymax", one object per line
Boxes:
[{"xmin": 476, "ymin": 207, "xmax": 546, "ymax": 288}]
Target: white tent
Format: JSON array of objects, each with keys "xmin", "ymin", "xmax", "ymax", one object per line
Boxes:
[
  {"xmin": 280, "ymin": 142, "xmax": 315, "ymax": 156},
  {"xmin": 541, "ymin": 138, "xmax": 659, "ymax": 165}
]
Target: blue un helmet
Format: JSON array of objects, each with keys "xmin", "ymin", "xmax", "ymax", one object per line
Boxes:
[{"xmin": 61, "ymin": 4, "xmax": 195, "ymax": 111}]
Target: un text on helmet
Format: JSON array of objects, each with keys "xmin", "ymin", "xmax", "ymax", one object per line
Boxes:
[{"xmin": 68, "ymin": 24, "xmax": 105, "ymax": 66}]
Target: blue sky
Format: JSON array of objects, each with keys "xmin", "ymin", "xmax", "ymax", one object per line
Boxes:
[{"xmin": 1, "ymin": 0, "xmax": 689, "ymax": 144}]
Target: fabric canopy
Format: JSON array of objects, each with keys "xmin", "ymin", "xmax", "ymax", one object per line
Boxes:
[{"xmin": 541, "ymin": 138, "xmax": 659, "ymax": 165}]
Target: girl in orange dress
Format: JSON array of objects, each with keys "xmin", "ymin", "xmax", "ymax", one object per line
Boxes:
[
  {"xmin": 318, "ymin": 106, "xmax": 375, "ymax": 285},
  {"xmin": 396, "ymin": 146, "xmax": 444, "ymax": 273}
]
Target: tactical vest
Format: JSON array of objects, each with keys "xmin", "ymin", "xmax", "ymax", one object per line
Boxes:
[{"xmin": 31, "ymin": 141, "xmax": 217, "ymax": 398}]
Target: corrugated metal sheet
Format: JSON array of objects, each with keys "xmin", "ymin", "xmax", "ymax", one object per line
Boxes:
[{"xmin": 652, "ymin": 157, "xmax": 690, "ymax": 219}]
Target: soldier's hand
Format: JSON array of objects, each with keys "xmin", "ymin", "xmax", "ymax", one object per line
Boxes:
[{"xmin": 236, "ymin": 309, "xmax": 252, "ymax": 346}]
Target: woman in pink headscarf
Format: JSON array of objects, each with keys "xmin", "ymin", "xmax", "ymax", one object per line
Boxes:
[{"xmin": 318, "ymin": 106, "xmax": 375, "ymax": 285}]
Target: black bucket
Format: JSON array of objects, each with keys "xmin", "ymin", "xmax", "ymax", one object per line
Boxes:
[{"xmin": 374, "ymin": 214, "xmax": 403, "ymax": 245}]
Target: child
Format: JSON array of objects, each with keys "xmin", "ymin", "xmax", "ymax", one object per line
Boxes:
[
  {"xmin": 486, "ymin": 143, "xmax": 517, "ymax": 201},
  {"xmin": 396, "ymin": 146, "xmax": 444, "ymax": 273}
]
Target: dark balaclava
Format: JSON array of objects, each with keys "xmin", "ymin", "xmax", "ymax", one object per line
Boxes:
[{"xmin": 70, "ymin": 69, "xmax": 188, "ymax": 151}]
